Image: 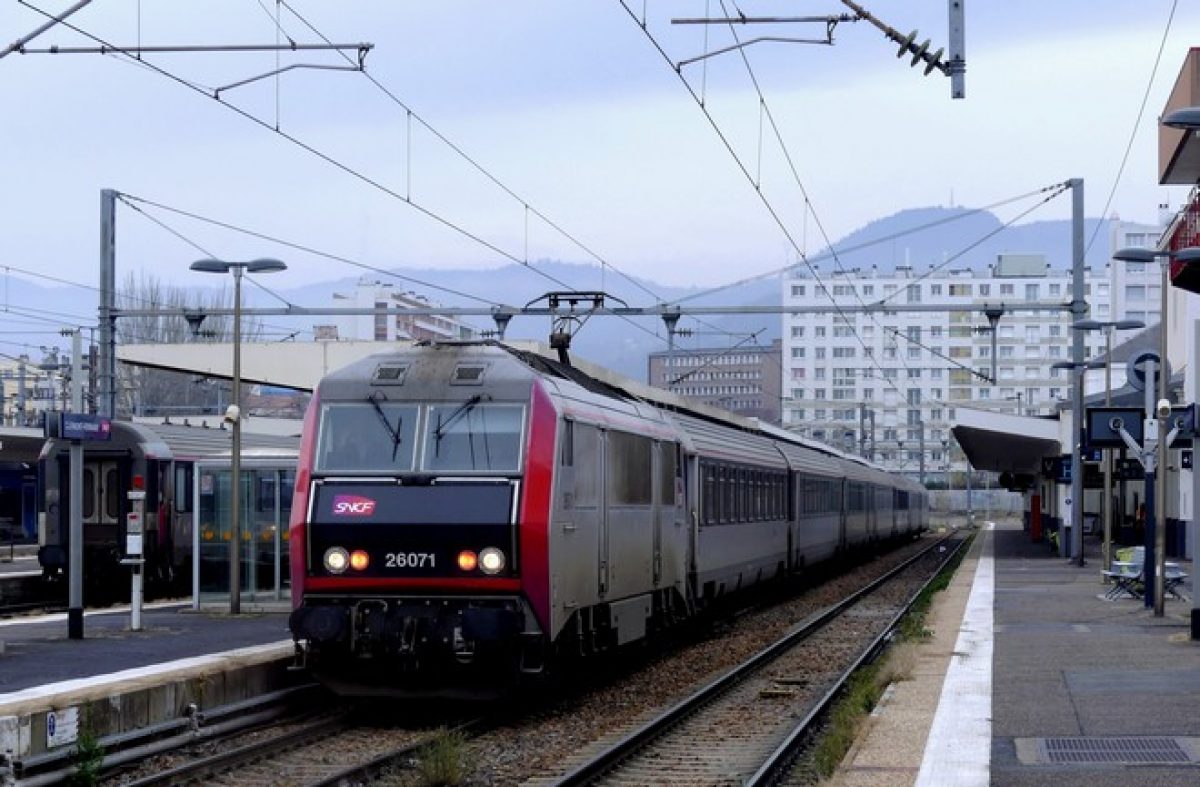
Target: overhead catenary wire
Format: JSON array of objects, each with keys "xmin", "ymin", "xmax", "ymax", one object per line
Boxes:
[
  {"xmin": 618, "ymin": 0, "xmax": 906, "ymax": 396},
  {"xmin": 1083, "ymin": 0, "xmax": 1180, "ymax": 257},
  {"xmin": 16, "ymin": 2, "xmax": 674, "ymax": 349},
  {"xmin": 273, "ymin": 0, "xmax": 742, "ymax": 350},
  {"xmin": 670, "ymin": 183, "xmax": 1069, "ymax": 306}
]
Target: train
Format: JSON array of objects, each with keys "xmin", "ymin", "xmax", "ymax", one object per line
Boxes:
[
  {"xmin": 288, "ymin": 341, "xmax": 928, "ymax": 696},
  {"xmin": 38, "ymin": 420, "xmax": 299, "ymax": 599}
]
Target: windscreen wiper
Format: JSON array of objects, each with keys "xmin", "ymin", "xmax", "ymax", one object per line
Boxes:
[
  {"xmin": 367, "ymin": 392, "xmax": 405, "ymax": 461},
  {"xmin": 433, "ymin": 394, "xmax": 485, "ymax": 457}
]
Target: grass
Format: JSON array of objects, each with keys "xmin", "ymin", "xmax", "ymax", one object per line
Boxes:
[
  {"xmin": 413, "ymin": 728, "xmax": 468, "ymax": 787},
  {"xmin": 802, "ymin": 534, "xmax": 976, "ymax": 783}
]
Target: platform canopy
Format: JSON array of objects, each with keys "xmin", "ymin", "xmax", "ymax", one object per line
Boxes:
[
  {"xmin": 117, "ymin": 341, "xmax": 402, "ymax": 391},
  {"xmin": 951, "ymin": 406, "xmax": 1060, "ymax": 474}
]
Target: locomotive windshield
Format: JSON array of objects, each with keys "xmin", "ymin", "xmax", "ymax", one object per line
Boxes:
[
  {"xmin": 317, "ymin": 402, "xmax": 419, "ymax": 473},
  {"xmin": 422, "ymin": 402, "xmax": 524, "ymax": 473},
  {"xmin": 315, "ymin": 401, "xmax": 525, "ymax": 474}
]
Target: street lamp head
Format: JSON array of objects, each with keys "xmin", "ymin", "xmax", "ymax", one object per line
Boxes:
[
  {"xmin": 1071, "ymin": 318, "xmax": 1146, "ymax": 332},
  {"xmin": 189, "ymin": 258, "xmax": 288, "ymax": 274},
  {"xmin": 1051, "ymin": 360, "xmax": 1106, "ymax": 371},
  {"xmin": 1161, "ymin": 106, "xmax": 1200, "ymax": 130},
  {"xmin": 1112, "ymin": 247, "xmax": 1158, "ymax": 264},
  {"xmin": 1112, "ymin": 246, "xmax": 1200, "ymax": 264}
]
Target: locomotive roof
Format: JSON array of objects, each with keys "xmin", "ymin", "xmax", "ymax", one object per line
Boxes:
[{"xmin": 314, "ymin": 340, "xmax": 921, "ymax": 491}]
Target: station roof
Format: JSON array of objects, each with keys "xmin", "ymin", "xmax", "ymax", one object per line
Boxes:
[
  {"xmin": 1159, "ymin": 48, "xmax": 1200, "ymax": 184},
  {"xmin": 118, "ymin": 341, "xmax": 396, "ymax": 391},
  {"xmin": 0, "ymin": 427, "xmax": 47, "ymax": 463},
  {"xmin": 951, "ymin": 407, "xmax": 1060, "ymax": 474}
]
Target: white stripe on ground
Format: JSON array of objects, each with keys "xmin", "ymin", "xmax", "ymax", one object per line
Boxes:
[{"xmin": 914, "ymin": 522, "xmax": 994, "ymax": 787}]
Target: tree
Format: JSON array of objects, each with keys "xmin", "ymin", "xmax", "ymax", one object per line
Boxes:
[{"xmin": 115, "ymin": 272, "xmax": 263, "ymax": 417}]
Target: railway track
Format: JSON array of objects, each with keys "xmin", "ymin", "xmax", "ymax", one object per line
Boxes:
[
  {"xmin": 549, "ymin": 533, "xmax": 967, "ymax": 786},
  {"xmin": 100, "ymin": 710, "xmax": 482, "ymax": 787}
]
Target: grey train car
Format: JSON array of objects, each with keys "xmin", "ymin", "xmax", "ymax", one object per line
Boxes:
[
  {"xmin": 288, "ymin": 341, "xmax": 927, "ymax": 696},
  {"xmin": 39, "ymin": 420, "xmax": 298, "ymax": 597}
]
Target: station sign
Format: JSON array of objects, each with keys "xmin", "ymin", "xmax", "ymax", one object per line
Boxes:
[{"xmin": 60, "ymin": 413, "xmax": 112, "ymax": 441}]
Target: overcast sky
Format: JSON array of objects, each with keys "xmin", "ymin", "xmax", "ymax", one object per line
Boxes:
[{"xmin": 4, "ymin": 0, "xmax": 1200, "ymax": 305}]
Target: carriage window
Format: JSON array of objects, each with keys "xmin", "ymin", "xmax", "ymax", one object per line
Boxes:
[
  {"xmin": 574, "ymin": 423, "xmax": 600, "ymax": 506},
  {"xmin": 317, "ymin": 402, "xmax": 419, "ymax": 473},
  {"xmin": 423, "ymin": 403, "xmax": 524, "ymax": 473},
  {"xmin": 703, "ymin": 462, "xmax": 715, "ymax": 524},
  {"xmin": 175, "ymin": 463, "xmax": 193, "ymax": 514},
  {"xmin": 105, "ymin": 467, "xmax": 120, "ymax": 520},
  {"xmin": 607, "ymin": 431, "xmax": 652, "ymax": 505},
  {"xmin": 560, "ymin": 420, "xmax": 574, "ymax": 467},
  {"xmin": 257, "ymin": 474, "xmax": 277, "ymax": 512},
  {"xmin": 658, "ymin": 443, "xmax": 677, "ymax": 504},
  {"xmin": 83, "ymin": 468, "xmax": 96, "ymax": 520}
]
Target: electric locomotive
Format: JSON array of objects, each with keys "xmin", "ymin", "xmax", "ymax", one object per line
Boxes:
[{"xmin": 288, "ymin": 341, "xmax": 926, "ymax": 697}]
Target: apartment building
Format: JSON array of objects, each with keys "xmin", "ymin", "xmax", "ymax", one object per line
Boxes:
[
  {"xmin": 781, "ymin": 254, "xmax": 1118, "ymax": 480},
  {"xmin": 332, "ymin": 278, "xmax": 476, "ymax": 342},
  {"xmin": 647, "ymin": 340, "xmax": 782, "ymax": 424}
]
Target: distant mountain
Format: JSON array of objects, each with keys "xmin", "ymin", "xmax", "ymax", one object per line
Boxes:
[
  {"xmin": 0, "ymin": 207, "xmax": 1136, "ymax": 384},
  {"xmin": 810, "ymin": 206, "xmax": 1113, "ymax": 277}
]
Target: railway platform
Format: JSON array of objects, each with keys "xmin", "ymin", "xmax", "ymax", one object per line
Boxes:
[
  {"xmin": 832, "ymin": 520, "xmax": 1200, "ymax": 787},
  {"xmin": 0, "ymin": 603, "xmax": 295, "ymax": 761}
]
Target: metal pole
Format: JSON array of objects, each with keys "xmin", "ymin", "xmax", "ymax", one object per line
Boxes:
[
  {"xmin": 68, "ymin": 329, "xmax": 83, "ymax": 639},
  {"xmin": 1069, "ymin": 178, "xmax": 1086, "ymax": 564},
  {"xmin": 1191, "ymin": 318, "xmax": 1200, "ymax": 639},
  {"xmin": 98, "ymin": 188, "xmax": 117, "ymax": 419},
  {"xmin": 1154, "ymin": 260, "xmax": 1169, "ymax": 616},
  {"xmin": 1144, "ymin": 360, "xmax": 1157, "ymax": 610},
  {"xmin": 1102, "ymin": 327, "xmax": 1114, "ymax": 577},
  {"xmin": 230, "ymin": 267, "xmax": 243, "ymax": 615}
]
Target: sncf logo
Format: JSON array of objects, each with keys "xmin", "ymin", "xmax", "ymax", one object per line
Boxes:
[{"xmin": 332, "ymin": 494, "xmax": 377, "ymax": 516}]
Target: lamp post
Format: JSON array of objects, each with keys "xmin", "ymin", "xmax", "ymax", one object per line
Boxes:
[
  {"xmin": 1112, "ymin": 245, "xmax": 1200, "ymax": 615},
  {"xmin": 1052, "ymin": 358, "xmax": 1107, "ymax": 566},
  {"xmin": 1071, "ymin": 318, "xmax": 1145, "ymax": 580},
  {"xmin": 190, "ymin": 258, "xmax": 287, "ymax": 614}
]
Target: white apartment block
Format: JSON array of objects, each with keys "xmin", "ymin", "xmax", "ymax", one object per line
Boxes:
[
  {"xmin": 782, "ymin": 254, "xmax": 1120, "ymax": 481},
  {"xmin": 330, "ymin": 278, "xmax": 476, "ymax": 342}
]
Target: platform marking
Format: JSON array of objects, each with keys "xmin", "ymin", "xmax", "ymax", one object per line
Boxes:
[
  {"xmin": 0, "ymin": 600, "xmax": 187, "ymax": 628},
  {"xmin": 914, "ymin": 522, "xmax": 993, "ymax": 787},
  {"xmin": 0, "ymin": 640, "xmax": 293, "ymax": 709}
]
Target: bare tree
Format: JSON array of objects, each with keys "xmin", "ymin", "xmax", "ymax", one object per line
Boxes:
[{"xmin": 115, "ymin": 272, "xmax": 263, "ymax": 417}]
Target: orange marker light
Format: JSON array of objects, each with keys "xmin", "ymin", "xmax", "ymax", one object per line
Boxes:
[
  {"xmin": 350, "ymin": 550, "xmax": 370, "ymax": 571},
  {"xmin": 457, "ymin": 550, "xmax": 478, "ymax": 572}
]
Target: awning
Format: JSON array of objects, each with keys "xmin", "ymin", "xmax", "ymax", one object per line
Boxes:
[{"xmin": 952, "ymin": 406, "xmax": 1060, "ymax": 474}]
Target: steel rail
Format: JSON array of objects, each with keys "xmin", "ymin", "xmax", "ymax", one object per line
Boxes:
[
  {"xmin": 14, "ymin": 684, "xmax": 326, "ymax": 785},
  {"xmin": 747, "ymin": 533, "xmax": 972, "ymax": 785},
  {"xmin": 304, "ymin": 718, "xmax": 487, "ymax": 787},
  {"xmin": 116, "ymin": 712, "xmax": 352, "ymax": 787},
  {"xmin": 550, "ymin": 531, "xmax": 962, "ymax": 786}
]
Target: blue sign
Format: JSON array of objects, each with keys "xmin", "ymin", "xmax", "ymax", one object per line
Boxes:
[{"xmin": 61, "ymin": 413, "xmax": 112, "ymax": 441}]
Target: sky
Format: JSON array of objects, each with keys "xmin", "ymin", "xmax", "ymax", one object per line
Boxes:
[{"xmin": 3, "ymin": 0, "xmax": 1200, "ymax": 310}]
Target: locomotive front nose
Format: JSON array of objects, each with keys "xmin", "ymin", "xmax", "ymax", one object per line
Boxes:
[{"xmin": 290, "ymin": 605, "xmax": 349, "ymax": 644}]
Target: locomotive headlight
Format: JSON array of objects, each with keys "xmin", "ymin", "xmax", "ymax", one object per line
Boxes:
[
  {"xmin": 324, "ymin": 547, "xmax": 350, "ymax": 574},
  {"xmin": 479, "ymin": 547, "xmax": 506, "ymax": 575},
  {"xmin": 349, "ymin": 550, "xmax": 370, "ymax": 571},
  {"xmin": 457, "ymin": 550, "xmax": 478, "ymax": 572}
]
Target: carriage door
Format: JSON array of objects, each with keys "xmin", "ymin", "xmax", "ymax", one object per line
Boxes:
[{"xmin": 84, "ymin": 461, "xmax": 122, "ymax": 548}]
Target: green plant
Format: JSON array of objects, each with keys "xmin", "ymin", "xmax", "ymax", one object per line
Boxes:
[
  {"xmin": 415, "ymin": 728, "xmax": 467, "ymax": 786},
  {"xmin": 66, "ymin": 727, "xmax": 105, "ymax": 786}
]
